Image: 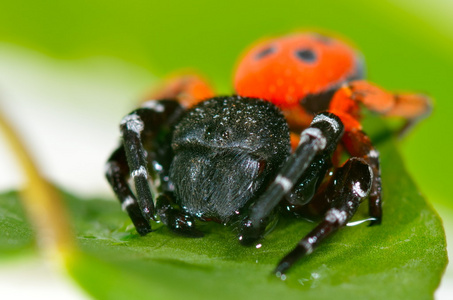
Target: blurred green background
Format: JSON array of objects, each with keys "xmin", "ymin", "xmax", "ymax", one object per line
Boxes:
[{"xmin": 1, "ymin": 0, "xmax": 451, "ymax": 207}]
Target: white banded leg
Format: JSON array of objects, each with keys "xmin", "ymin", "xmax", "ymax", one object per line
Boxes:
[
  {"xmin": 239, "ymin": 112, "xmax": 345, "ymax": 245},
  {"xmin": 274, "ymin": 157, "xmax": 373, "ymax": 276},
  {"xmin": 105, "ymin": 146, "xmax": 151, "ymax": 235},
  {"xmin": 120, "ymin": 111, "xmax": 155, "ymax": 222},
  {"xmin": 106, "ymin": 99, "xmax": 185, "ymax": 235}
]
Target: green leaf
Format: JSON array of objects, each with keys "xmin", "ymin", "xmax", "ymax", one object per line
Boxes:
[
  {"xmin": 0, "ymin": 119, "xmax": 447, "ymax": 299},
  {"xmin": 0, "ymin": 191, "xmax": 36, "ymax": 259}
]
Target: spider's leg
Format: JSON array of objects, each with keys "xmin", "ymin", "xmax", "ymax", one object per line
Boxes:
[
  {"xmin": 106, "ymin": 146, "xmax": 151, "ymax": 235},
  {"xmin": 382, "ymin": 93, "xmax": 432, "ymax": 137},
  {"xmin": 329, "ymin": 84, "xmax": 394, "ymax": 226},
  {"xmin": 155, "ymin": 192, "xmax": 204, "ymax": 238},
  {"xmin": 239, "ymin": 112, "xmax": 344, "ymax": 245},
  {"xmin": 330, "ymin": 80, "xmax": 432, "ymax": 137},
  {"xmin": 283, "ymin": 152, "xmax": 333, "ymax": 211},
  {"xmin": 145, "ymin": 74, "xmax": 215, "ymax": 108},
  {"xmin": 274, "ymin": 157, "xmax": 373, "ymax": 276},
  {"xmin": 341, "ymin": 129, "xmax": 382, "ymax": 225},
  {"xmin": 106, "ymin": 99, "xmax": 185, "ymax": 235},
  {"xmin": 322, "ymin": 111, "xmax": 382, "ymax": 225}
]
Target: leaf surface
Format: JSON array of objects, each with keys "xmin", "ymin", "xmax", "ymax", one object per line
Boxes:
[{"xmin": 1, "ymin": 119, "xmax": 447, "ymax": 299}]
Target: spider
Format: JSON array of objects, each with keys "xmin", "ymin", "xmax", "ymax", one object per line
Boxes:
[{"xmin": 105, "ymin": 32, "xmax": 431, "ymax": 276}]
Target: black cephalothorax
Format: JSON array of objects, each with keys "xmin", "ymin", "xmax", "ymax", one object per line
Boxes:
[{"xmin": 171, "ymin": 97, "xmax": 290, "ymax": 222}]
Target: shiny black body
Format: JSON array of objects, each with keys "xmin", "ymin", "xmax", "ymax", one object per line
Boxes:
[
  {"xmin": 106, "ymin": 95, "xmax": 376, "ymax": 275},
  {"xmin": 171, "ymin": 97, "xmax": 290, "ymax": 221}
]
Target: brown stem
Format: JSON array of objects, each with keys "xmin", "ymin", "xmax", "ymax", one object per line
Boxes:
[{"xmin": 0, "ymin": 108, "xmax": 76, "ymax": 263}]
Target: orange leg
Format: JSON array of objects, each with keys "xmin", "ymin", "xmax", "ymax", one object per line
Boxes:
[
  {"xmin": 330, "ymin": 80, "xmax": 431, "ymax": 136},
  {"xmin": 144, "ymin": 74, "xmax": 216, "ymax": 108},
  {"xmin": 382, "ymin": 93, "xmax": 432, "ymax": 136}
]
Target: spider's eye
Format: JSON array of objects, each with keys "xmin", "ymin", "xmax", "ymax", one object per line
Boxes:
[
  {"xmin": 255, "ymin": 46, "xmax": 275, "ymax": 60},
  {"xmin": 296, "ymin": 49, "xmax": 317, "ymax": 63}
]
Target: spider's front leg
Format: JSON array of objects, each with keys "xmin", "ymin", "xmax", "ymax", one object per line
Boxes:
[
  {"xmin": 105, "ymin": 99, "xmax": 186, "ymax": 235},
  {"xmin": 155, "ymin": 192, "xmax": 204, "ymax": 238},
  {"xmin": 239, "ymin": 112, "xmax": 344, "ymax": 245},
  {"xmin": 274, "ymin": 157, "xmax": 373, "ymax": 275},
  {"xmin": 105, "ymin": 146, "xmax": 151, "ymax": 235}
]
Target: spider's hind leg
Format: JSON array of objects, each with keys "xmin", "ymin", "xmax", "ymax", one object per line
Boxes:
[{"xmin": 274, "ymin": 157, "xmax": 373, "ymax": 276}]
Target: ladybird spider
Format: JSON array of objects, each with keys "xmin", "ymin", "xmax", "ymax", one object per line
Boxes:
[{"xmin": 105, "ymin": 32, "xmax": 431, "ymax": 275}]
